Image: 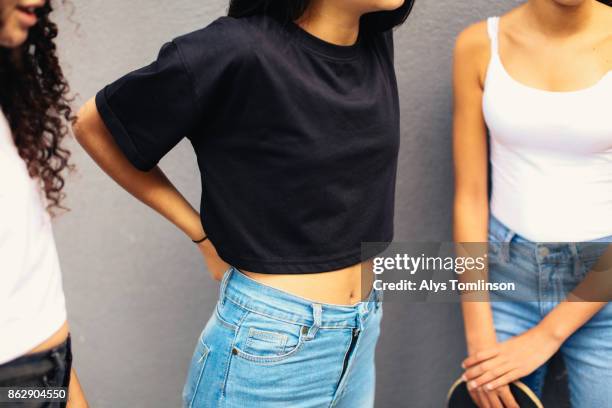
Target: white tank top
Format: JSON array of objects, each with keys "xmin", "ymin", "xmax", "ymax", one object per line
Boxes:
[
  {"xmin": 483, "ymin": 16, "xmax": 612, "ymax": 242},
  {"xmin": 0, "ymin": 109, "xmax": 67, "ymax": 365}
]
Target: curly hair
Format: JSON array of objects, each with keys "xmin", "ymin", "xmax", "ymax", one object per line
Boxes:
[{"xmin": 0, "ymin": 0, "xmax": 73, "ymax": 215}]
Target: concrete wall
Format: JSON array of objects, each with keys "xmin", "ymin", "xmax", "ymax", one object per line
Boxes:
[{"xmin": 52, "ymin": 0, "xmax": 566, "ymax": 406}]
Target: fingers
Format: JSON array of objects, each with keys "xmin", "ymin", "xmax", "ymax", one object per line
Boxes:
[
  {"xmin": 483, "ymin": 370, "xmax": 522, "ymax": 391},
  {"xmin": 466, "ymin": 360, "xmax": 513, "ymax": 389},
  {"xmin": 476, "ymin": 389, "xmax": 492, "ymax": 408},
  {"xmin": 469, "ymin": 382, "xmax": 508, "ymax": 408},
  {"xmin": 462, "ymin": 347, "xmax": 500, "ymax": 369},
  {"xmin": 498, "ymin": 385, "xmax": 520, "ymax": 408},
  {"xmin": 483, "ymin": 388, "xmax": 508, "ymax": 408},
  {"xmin": 468, "ymin": 389, "xmax": 483, "ymax": 408}
]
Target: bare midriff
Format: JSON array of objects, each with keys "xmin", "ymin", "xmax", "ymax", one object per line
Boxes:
[
  {"xmin": 240, "ymin": 258, "xmax": 375, "ymax": 306},
  {"xmin": 25, "ymin": 321, "xmax": 70, "ymax": 355}
]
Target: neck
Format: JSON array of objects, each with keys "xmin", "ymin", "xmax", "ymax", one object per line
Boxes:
[
  {"xmin": 526, "ymin": 0, "xmax": 595, "ymax": 37},
  {"xmin": 296, "ymin": 1, "xmax": 361, "ymax": 46}
]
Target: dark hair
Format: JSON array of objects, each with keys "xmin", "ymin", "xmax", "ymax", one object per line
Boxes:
[
  {"xmin": 598, "ymin": 0, "xmax": 612, "ymax": 5},
  {"xmin": 0, "ymin": 0, "xmax": 74, "ymax": 214},
  {"xmin": 227, "ymin": 0, "xmax": 415, "ymax": 33}
]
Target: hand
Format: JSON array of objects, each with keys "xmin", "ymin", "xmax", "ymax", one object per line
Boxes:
[
  {"xmin": 469, "ymin": 385, "xmax": 519, "ymax": 408},
  {"xmin": 462, "ymin": 326, "xmax": 562, "ymax": 392},
  {"xmin": 465, "ymin": 341, "xmax": 519, "ymax": 408},
  {"xmin": 196, "ymin": 239, "xmax": 230, "ymax": 281}
]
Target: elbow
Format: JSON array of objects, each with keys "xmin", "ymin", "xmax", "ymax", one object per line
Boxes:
[{"xmin": 72, "ymin": 98, "xmax": 95, "ymax": 144}]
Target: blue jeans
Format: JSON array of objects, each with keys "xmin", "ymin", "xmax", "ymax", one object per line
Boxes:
[
  {"xmin": 488, "ymin": 214, "xmax": 612, "ymax": 407},
  {"xmin": 182, "ymin": 266, "xmax": 383, "ymax": 408}
]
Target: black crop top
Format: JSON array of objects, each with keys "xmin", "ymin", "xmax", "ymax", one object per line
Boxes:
[{"xmin": 95, "ymin": 14, "xmax": 399, "ymax": 274}]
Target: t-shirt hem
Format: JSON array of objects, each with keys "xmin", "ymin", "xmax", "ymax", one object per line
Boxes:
[
  {"xmin": 0, "ymin": 302, "xmax": 67, "ymax": 366},
  {"xmin": 95, "ymin": 89, "xmax": 155, "ymax": 171},
  {"xmin": 215, "ymin": 235, "xmax": 394, "ymax": 274}
]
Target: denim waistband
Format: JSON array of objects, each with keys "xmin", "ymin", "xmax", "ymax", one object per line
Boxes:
[
  {"xmin": 0, "ymin": 335, "xmax": 72, "ymax": 385},
  {"xmin": 488, "ymin": 213, "xmax": 612, "ymax": 264},
  {"xmin": 219, "ymin": 266, "xmax": 381, "ymax": 330}
]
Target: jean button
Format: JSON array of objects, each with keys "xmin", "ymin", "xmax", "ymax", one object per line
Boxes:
[{"xmin": 538, "ymin": 246, "xmax": 550, "ymax": 257}]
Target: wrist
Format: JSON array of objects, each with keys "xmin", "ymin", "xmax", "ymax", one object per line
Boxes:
[
  {"xmin": 466, "ymin": 330, "xmax": 498, "ymax": 354},
  {"xmin": 192, "ymin": 235, "xmax": 208, "ymax": 244},
  {"xmin": 186, "ymin": 223, "xmax": 206, "ymax": 243},
  {"xmin": 536, "ymin": 319, "xmax": 568, "ymax": 346}
]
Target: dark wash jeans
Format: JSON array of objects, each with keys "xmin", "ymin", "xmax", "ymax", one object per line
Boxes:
[{"xmin": 0, "ymin": 335, "xmax": 72, "ymax": 408}]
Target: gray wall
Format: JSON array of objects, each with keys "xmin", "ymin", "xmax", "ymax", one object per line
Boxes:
[{"xmin": 51, "ymin": 1, "xmax": 563, "ymax": 407}]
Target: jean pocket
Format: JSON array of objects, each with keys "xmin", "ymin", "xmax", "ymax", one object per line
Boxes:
[
  {"xmin": 183, "ymin": 340, "xmax": 211, "ymax": 408},
  {"xmin": 232, "ymin": 311, "xmax": 306, "ymax": 365}
]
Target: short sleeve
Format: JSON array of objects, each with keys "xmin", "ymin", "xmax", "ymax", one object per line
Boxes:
[{"xmin": 95, "ymin": 40, "xmax": 198, "ymax": 171}]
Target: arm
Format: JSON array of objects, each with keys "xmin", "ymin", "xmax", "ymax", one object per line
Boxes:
[
  {"xmin": 464, "ymin": 246, "xmax": 612, "ymax": 391},
  {"xmin": 452, "ymin": 21, "xmax": 496, "ymax": 354},
  {"xmin": 541, "ymin": 244, "xmax": 612, "ymax": 340},
  {"xmin": 453, "ymin": 22, "xmax": 519, "ymax": 408},
  {"xmin": 73, "ymin": 97, "xmax": 229, "ymax": 280},
  {"xmin": 66, "ymin": 368, "xmax": 88, "ymax": 408}
]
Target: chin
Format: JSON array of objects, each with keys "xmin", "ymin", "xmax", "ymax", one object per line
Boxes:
[
  {"xmin": 376, "ymin": 0, "xmax": 406, "ymax": 11},
  {"xmin": 0, "ymin": 27, "xmax": 28, "ymax": 48},
  {"xmin": 0, "ymin": 32, "xmax": 28, "ymax": 48}
]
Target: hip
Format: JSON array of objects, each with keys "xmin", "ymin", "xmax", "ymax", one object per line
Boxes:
[
  {"xmin": 240, "ymin": 258, "xmax": 375, "ymax": 306},
  {"xmin": 487, "ymin": 214, "xmax": 612, "ymax": 301},
  {"xmin": 0, "ymin": 334, "xmax": 72, "ymax": 408},
  {"xmin": 183, "ymin": 266, "xmax": 383, "ymax": 407},
  {"xmin": 26, "ymin": 322, "xmax": 70, "ymax": 356}
]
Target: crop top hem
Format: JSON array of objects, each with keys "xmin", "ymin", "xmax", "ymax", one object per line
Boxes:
[{"xmin": 214, "ymin": 234, "xmax": 394, "ymax": 274}]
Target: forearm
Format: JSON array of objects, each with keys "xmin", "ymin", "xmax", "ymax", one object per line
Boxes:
[
  {"xmin": 460, "ymin": 302, "xmax": 497, "ymax": 352},
  {"xmin": 453, "ymin": 195, "xmax": 488, "ymax": 244},
  {"xmin": 454, "ymin": 195, "xmax": 496, "ymax": 351},
  {"xmin": 67, "ymin": 368, "xmax": 88, "ymax": 408},
  {"xmin": 539, "ymin": 244, "xmax": 612, "ymax": 342},
  {"xmin": 74, "ymin": 98, "xmax": 204, "ymax": 241},
  {"xmin": 539, "ymin": 301, "xmax": 606, "ymax": 344}
]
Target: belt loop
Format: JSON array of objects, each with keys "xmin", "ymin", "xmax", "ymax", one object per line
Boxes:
[
  {"xmin": 501, "ymin": 229, "xmax": 516, "ymax": 263},
  {"xmin": 358, "ymin": 303, "xmax": 367, "ymax": 330},
  {"xmin": 305, "ymin": 303, "xmax": 322, "ymax": 341},
  {"xmin": 370, "ymin": 289, "xmax": 378, "ymax": 311},
  {"xmin": 375, "ymin": 287, "xmax": 384, "ymax": 310},
  {"xmin": 219, "ymin": 266, "xmax": 234, "ymax": 305},
  {"xmin": 569, "ymin": 243, "xmax": 583, "ymax": 276}
]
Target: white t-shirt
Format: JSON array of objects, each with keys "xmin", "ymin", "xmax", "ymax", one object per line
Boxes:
[{"xmin": 0, "ymin": 109, "xmax": 67, "ymax": 365}]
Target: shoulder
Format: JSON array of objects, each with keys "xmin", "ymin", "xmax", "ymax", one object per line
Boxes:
[
  {"xmin": 173, "ymin": 15, "xmax": 292, "ymax": 65},
  {"xmin": 454, "ymin": 20, "xmax": 489, "ymax": 59},
  {"xmin": 453, "ymin": 20, "xmax": 491, "ymax": 86},
  {"xmin": 173, "ymin": 16, "xmax": 254, "ymax": 53},
  {"xmin": 169, "ymin": 16, "xmax": 264, "ymax": 76}
]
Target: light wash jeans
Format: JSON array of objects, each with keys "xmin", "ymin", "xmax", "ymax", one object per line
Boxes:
[
  {"xmin": 488, "ymin": 214, "xmax": 612, "ymax": 407},
  {"xmin": 182, "ymin": 266, "xmax": 383, "ymax": 408}
]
